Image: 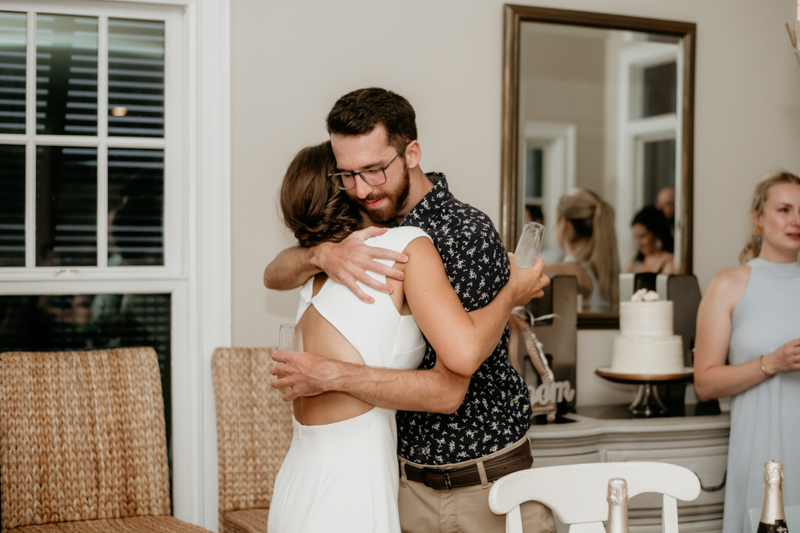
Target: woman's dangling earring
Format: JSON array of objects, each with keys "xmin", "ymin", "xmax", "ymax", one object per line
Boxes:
[{"xmin": 755, "ymin": 225, "xmax": 763, "ymax": 243}]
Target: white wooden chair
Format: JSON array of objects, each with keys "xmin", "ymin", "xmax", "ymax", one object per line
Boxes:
[{"xmin": 488, "ymin": 462, "xmax": 701, "ymax": 533}]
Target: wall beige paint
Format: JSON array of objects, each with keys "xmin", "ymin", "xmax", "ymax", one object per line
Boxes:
[{"xmin": 232, "ymin": 0, "xmax": 800, "ymax": 349}]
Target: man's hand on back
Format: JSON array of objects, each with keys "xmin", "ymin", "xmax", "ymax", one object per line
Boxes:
[
  {"xmin": 271, "ymin": 349, "xmax": 472, "ymax": 413},
  {"xmin": 319, "ymin": 226, "xmax": 408, "ymax": 303}
]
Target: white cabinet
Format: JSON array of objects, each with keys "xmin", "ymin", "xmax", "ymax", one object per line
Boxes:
[{"xmin": 527, "ymin": 412, "xmax": 730, "ymax": 533}]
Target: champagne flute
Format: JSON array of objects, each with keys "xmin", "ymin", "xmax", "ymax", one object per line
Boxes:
[
  {"xmin": 277, "ymin": 324, "xmax": 303, "ymax": 395},
  {"xmin": 514, "ymin": 221, "xmax": 545, "ymax": 268}
]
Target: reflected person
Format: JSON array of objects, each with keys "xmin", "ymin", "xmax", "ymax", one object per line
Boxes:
[
  {"xmin": 545, "ymin": 188, "xmax": 619, "ymax": 312},
  {"xmin": 625, "ymin": 205, "xmax": 675, "ymax": 274}
]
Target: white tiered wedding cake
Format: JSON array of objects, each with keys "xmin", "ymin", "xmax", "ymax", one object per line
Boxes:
[{"xmin": 610, "ymin": 289, "xmax": 684, "ymax": 374}]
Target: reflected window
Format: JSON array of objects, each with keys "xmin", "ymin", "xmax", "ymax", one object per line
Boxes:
[
  {"xmin": 643, "ymin": 139, "xmax": 676, "ymax": 205},
  {"xmin": 525, "ymin": 147, "xmax": 544, "ymax": 202},
  {"xmin": 641, "ymin": 61, "xmax": 676, "ymax": 118}
]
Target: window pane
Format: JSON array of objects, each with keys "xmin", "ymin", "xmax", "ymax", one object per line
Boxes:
[
  {"xmin": 0, "ymin": 292, "xmax": 172, "ymax": 486},
  {"xmin": 0, "ymin": 144, "xmax": 26, "ymax": 267},
  {"xmin": 108, "ymin": 18, "xmax": 164, "ymax": 137},
  {"xmin": 36, "ymin": 146, "xmax": 97, "ymax": 266},
  {"xmin": 525, "ymin": 147, "xmax": 544, "ymax": 200},
  {"xmin": 108, "ymin": 148, "xmax": 164, "ymax": 266},
  {"xmin": 641, "ymin": 62, "xmax": 676, "ymax": 118},
  {"xmin": 0, "ymin": 12, "xmax": 27, "ymax": 134},
  {"xmin": 643, "ymin": 138, "xmax": 676, "ymax": 205},
  {"xmin": 36, "ymin": 14, "xmax": 98, "ymax": 135}
]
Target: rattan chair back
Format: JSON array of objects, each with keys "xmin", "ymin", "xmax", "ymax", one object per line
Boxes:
[
  {"xmin": 0, "ymin": 347, "xmax": 172, "ymax": 531},
  {"xmin": 211, "ymin": 347, "xmax": 293, "ymax": 517}
]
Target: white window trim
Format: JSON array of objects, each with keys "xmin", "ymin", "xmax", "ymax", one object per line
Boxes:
[
  {"xmin": 519, "ymin": 120, "xmax": 576, "ymax": 250},
  {"xmin": 0, "ymin": 1, "xmax": 230, "ymax": 530},
  {"xmin": 616, "ymin": 41, "xmax": 681, "ymax": 268}
]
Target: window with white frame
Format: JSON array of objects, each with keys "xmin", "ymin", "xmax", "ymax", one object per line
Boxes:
[
  {"xmin": 0, "ymin": 1, "xmax": 186, "ymax": 491},
  {"xmin": 615, "ymin": 37, "xmax": 682, "ymax": 266},
  {"xmin": 519, "ymin": 121, "xmax": 576, "ymax": 254}
]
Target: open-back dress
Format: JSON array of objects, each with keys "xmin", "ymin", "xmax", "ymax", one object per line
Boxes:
[{"xmin": 267, "ymin": 227, "xmax": 431, "ymax": 533}]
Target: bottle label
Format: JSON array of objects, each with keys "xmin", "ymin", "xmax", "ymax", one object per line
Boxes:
[{"xmin": 757, "ymin": 519, "xmax": 789, "ymax": 533}]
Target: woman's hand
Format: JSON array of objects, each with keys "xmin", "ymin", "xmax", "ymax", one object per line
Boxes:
[
  {"xmin": 762, "ymin": 338, "xmax": 800, "ymax": 375},
  {"xmin": 506, "ymin": 253, "xmax": 550, "ymax": 306}
]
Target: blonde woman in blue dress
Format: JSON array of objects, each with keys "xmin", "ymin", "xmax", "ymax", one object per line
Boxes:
[
  {"xmin": 267, "ymin": 141, "xmax": 548, "ymax": 533},
  {"xmin": 694, "ymin": 172, "xmax": 800, "ymax": 533}
]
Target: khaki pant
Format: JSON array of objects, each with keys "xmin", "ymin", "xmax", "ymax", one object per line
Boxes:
[{"xmin": 398, "ymin": 437, "xmax": 556, "ymax": 533}]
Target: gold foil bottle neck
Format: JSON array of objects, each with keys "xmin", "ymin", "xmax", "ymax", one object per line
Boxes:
[
  {"xmin": 764, "ymin": 461, "xmax": 784, "ymax": 487},
  {"xmin": 607, "ymin": 478, "xmax": 630, "ymax": 533},
  {"xmin": 760, "ymin": 460, "xmax": 787, "ymax": 527},
  {"xmin": 608, "ymin": 478, "xmax": 628, "ymax": 506}
]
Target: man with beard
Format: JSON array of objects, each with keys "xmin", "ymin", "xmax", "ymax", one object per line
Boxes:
[{"xmin": 264, "ymin": 87, "xmax": 555, "ymax": 533}]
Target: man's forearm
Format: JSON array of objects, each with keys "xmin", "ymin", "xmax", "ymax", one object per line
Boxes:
[
  {"xmin": 327, "ymin": 360, "xmax": 470, "ymax": 414},
  {"xmin": 264, "ymin": 245, "xmax": 324, "ymax": 290},
  {"xmin": 433, "ymin": 285, "xmax": 515, "ymax": 377},
  {"xmin": 466, "ymin": 287, "xmax": 515, "ymax": 356}
]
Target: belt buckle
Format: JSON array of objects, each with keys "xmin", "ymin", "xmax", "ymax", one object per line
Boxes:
[{"xmin": 420, "ymin": 467, "xmax": 454, "ymax": 490}]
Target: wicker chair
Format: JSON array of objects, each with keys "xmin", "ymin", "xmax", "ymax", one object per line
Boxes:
[
  {"xmin": 211, "ymin": 348, "xmax": 294, "ymax": 533},
  {"xmin": 0, "ymin": 347, "xmax": 211, "ymax": 533}
]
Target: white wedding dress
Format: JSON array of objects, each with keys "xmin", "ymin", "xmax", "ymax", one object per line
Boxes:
[{"xmin": 268, "ymin": 227, "xmax": 431, "ymax": 533}]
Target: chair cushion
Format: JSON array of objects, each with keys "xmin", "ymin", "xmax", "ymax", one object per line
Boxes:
[
  {"xmin": 219, "ymin": 508, "xmax": 270, "ymax": 533},
  {"xmin": 9, "ymin": 516, "xmax": 211, "ymax": 532}
]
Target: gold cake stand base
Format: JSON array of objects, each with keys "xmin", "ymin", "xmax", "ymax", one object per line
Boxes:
[{"xmin": 595, "ymin": 367, "xmax": 694, "ymax": 417}]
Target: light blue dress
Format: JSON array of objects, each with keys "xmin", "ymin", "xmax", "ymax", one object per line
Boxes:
[{"xmin": 723, "ymin": 258, "xmax": 800, "ymax": 533}]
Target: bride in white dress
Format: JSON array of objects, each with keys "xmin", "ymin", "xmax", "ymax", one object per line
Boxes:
[{"xmin": 267, "ymin": 141, "xmax": 546, "ymax": 533}]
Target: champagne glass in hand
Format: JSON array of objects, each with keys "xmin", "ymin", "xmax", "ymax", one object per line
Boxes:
[
  {"xmin": 515, "ymin": 222, "xmax": 545, "ymax": 268},
  {"xmin": 277, "ymin": 324, "xmax": 303, "ymax": 396}
]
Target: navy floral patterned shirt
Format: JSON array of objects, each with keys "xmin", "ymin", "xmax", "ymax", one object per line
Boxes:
[{"xmin": 396, "ymin": 173, "xmax": 532, "ymax": 465}]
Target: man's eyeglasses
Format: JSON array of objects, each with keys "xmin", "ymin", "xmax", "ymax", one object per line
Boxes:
[{"xmin": 328, "ymin": 150, "xmax": 404, "ymax": 191}]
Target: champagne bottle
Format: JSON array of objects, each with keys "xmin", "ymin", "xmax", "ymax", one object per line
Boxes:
[
  {"xmin": 606, "ymin": 478, "xmax": 630, "ymax": 533},
  {"xmin": 757, "ymin": 461, "xmax": 789, "ymax": 533}
]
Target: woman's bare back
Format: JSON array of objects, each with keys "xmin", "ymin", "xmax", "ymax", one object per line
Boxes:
[{"xmin": 293, "ymin": 271, "xmax": 408, "ymax": 425}]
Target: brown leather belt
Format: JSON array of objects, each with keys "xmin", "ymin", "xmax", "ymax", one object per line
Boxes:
[{"xmin": 402, "ymin": 442, "xmax": 533, "ymax": 490}]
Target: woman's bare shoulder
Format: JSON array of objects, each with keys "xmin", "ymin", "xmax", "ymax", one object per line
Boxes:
[
  {"xmin": 705, "ymin": 265, "xmax": 751, "ymax": 305},
  {"xmin": 711, "ymin": 264, "xmax": 750, "ymax": 286}
]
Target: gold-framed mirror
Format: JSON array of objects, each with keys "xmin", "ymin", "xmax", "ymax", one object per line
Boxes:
[{"xmin": 500, "ymin": 5, "xmax": 696, "ymax": 327}]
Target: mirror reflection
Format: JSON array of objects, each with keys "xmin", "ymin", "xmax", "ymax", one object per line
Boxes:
[{"xmin": 502, "ymin": 7, "xmax": 696, "ymax": 319}]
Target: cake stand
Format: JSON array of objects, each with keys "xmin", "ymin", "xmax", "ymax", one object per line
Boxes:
[{"xmin": 594, "ymin": 367, "xmax": 694, "ymax": 417}]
